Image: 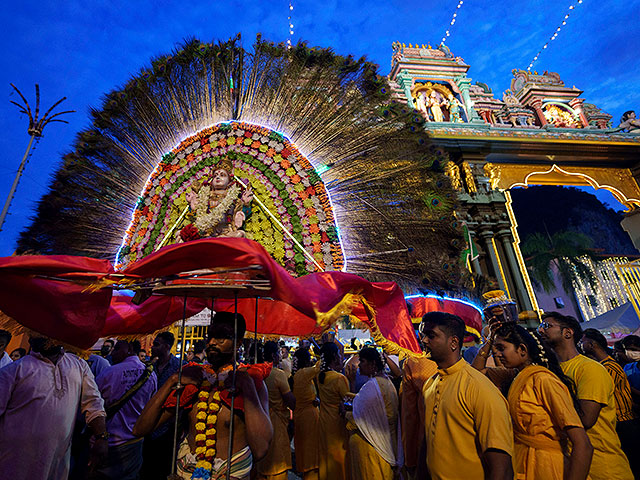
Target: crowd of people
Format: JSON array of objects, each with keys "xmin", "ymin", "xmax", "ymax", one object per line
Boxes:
[{"xmin": 1, "ymin": 307, "xmax": 640, "ymax": 480}]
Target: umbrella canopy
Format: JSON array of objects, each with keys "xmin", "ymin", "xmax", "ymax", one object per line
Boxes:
[{"xmin": 0, "ymin": 238, "xmax": 421, "ymax": 355}]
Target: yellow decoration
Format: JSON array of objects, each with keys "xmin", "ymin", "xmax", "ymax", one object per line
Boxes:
[{"xmin": 195, "ymin": 434, "xmax": 206, "ymax": 442}]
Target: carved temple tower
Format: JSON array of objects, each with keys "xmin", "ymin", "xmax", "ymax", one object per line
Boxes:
[{"xmin": 388, "ymin": 42, "xmax": 640, "ymax": 322}]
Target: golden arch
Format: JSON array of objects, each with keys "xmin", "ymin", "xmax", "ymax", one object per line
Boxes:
[
  {"xmin": 484, "ymin": 162, "xmax": 640, "ymax": 211},
  {"xmin": 411, "ymin": 81, "xmax": 454, "ymax": 99}
]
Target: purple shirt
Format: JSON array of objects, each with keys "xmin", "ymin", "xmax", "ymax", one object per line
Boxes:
[{"xmin": 95, "ymin": 355, "xmax": 157, "ymax": 446}]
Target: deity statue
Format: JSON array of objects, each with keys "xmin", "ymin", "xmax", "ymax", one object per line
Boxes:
[
  {"xmin": 415, "ymin": 91, "xmax": 428, "ymax": 117},
  {"xmin": 447, "ymin": 94, "xmax": 463, "ymax": 123},
  {"xmin": 619, "ymin": 111, "xmax": 640, "ymax": 133},
  {"xmin": 177, "ymin": 157, "xmax": 253, "ymax": 242},
  {"xmin": 428, "ymin": 91, "xmax": 445, "ymax": 122}
]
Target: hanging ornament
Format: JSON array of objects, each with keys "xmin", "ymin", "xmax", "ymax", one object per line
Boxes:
[
  {"xmin": 527, "ymin": 0, "xmax": 584, "ymax": 71},
  {"xmin": 441, "ymin": 0, "xmax": 464, "ymax": 46}
]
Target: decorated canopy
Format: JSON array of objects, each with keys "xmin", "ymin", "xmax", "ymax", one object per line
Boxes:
[{"xmin": 0, "ymin": 238, "xmax": 421, "ymax": 354}]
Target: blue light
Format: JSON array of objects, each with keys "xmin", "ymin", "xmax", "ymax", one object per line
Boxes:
[
  {"xmin": 405, "ymin": 293, "xmax": 484, "ymax": 315},
  {"xmin": 315, "ymin": 164, "xmax": 330, "ymax": 175}
]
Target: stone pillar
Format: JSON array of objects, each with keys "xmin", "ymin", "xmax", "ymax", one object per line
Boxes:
[
  {"xmin": 479, "ymin": 230, "xmax": 507, "ymax": 292},
  {"xmin": 569, "ymin": 98, "xmax": 589, "ymax": 128},
  {"xmin": 396, "ymin": 71, "xmax": 415, "ymax": 109},
  {"xmin": 469, "ymin": 231, "xmax": 482, "ymax": 274},
  {"xmin": 530, "ymin": 98, "xmax": 547, "ymax": 126},
  {"xmin": 454, "ymin": 76, "xmax": 483, "ymax": 123},
  {"xmin": 497, "ymin": 229, "xmax": 534, "ymax": 311}
]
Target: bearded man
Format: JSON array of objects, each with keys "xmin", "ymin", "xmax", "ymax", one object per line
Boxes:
[{"xmin": 134, "ymin": 312, "xmax": 272, "ymax": 480}]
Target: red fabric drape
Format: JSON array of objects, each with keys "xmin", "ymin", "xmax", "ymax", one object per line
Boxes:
[
  {"xmin": 0, "ymin": 238, "xmax": 421, "ymax": 353},
  {"xmin": 407, "ymin": 296, "xmax": 483, "ymax": 339}
]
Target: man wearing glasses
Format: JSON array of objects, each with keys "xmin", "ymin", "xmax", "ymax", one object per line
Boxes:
[{"xmin": 538, "ymin": 312, "xmax": 633, "ymax": 480}]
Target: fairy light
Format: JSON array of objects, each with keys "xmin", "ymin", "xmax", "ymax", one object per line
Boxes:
[
  {"xmin": 527, "ymin": 0, "xmax": 584, "ymax": 71},
  {"xmin": 440, "ymin": 0, "xmax": 464, "ymax": 46},
  {"xmin": 287, "ymin": 1, "xmax": 294, "ymax": 49}
]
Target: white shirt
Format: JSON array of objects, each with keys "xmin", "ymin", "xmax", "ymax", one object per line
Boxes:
[
  {"xmin": 0, "ymin": 351, "xmax": 11, "ymax": 369},
  {"xmin": 0, "ymin": 351, "xmax": 105, "ymax": 479}
]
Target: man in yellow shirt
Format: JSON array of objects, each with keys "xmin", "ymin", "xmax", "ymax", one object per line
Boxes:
[
  {"xmin": 257, "ymin": 341, "xmax": 296, "ymax": 480},
  {"xmin": 419, "ymin": 312, "xmax": 514, "ymax": 480},
  {"xmin": 401, "ymin": 353, "xmax": 437, "ymax": 480},
  {"xmin": 539, "ymin": 312, "xmax": 633, "ymax": 480}
]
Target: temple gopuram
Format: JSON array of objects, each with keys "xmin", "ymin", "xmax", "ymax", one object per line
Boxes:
[{"xmin": 388, "ymin": 42, "xmax": 640, "ymax": 323}]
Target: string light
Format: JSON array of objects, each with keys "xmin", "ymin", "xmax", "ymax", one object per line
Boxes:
[
  {"xmin": 527, "ymin": 0, "xmax": 583, "ymax": 72},
  {"xmin": 287, "ymin": 1, "xmax": 294, "ymax": 49},
  {"xmin": 441, "ymin": 0, "xmax": 464, "ymax": 46}
]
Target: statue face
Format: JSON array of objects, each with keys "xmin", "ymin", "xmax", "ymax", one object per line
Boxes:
[{"xmin": 212, "ymin": 169, "xmax": 230, "ymax": 189}]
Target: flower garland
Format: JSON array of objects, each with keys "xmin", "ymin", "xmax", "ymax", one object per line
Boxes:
[
  {"xmin": 194, "ymin": 183, "xmax": 241, "ymax": 234},
  {"xmin": 192, "ymin": 379, "xmax": 223, "ymax": 480},
  {"xmin": 117, "ymin": 122, "xmax": 345, "ymax": 274}
]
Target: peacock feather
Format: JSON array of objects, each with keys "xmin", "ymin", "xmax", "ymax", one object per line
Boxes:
[{"xmin": 16, "ymin": 35, "xmax": 466, "ymax": 292}]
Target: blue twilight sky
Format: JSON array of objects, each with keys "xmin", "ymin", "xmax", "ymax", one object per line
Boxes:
[{"xmin": 1, "ymin": 0, "xmax": 639, "ymax": 255}]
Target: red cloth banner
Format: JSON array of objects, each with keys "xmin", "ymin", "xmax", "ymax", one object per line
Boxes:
[{"xmin": 0, "ymin": 238, "xmax": 421, "ymax": 353}]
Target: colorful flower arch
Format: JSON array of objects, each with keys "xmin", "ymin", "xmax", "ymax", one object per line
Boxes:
[{"xmin": 116, "ymin": 122, "xmax": 344, "ymax": 275}]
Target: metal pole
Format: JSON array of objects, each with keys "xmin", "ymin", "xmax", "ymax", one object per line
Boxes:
[
  {"xmin": 170, "ymin": 294, "xmax": 189, "ymax": 479},
  {"xmin": 254, "ymin": 296, "xmax": 259, "ymax": 363},
  {"xmin": 0, "ymin": 134, "xmax": 36, "ymax": 233},
  {"xmin": 226, "ymin": 290, "xmax": 239, "ymax": 480}
]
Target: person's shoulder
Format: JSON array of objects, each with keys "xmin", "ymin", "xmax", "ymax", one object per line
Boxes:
[
  {"xmin": 64, "ymin": 352, "xmax": 92, "ymax": 369},
  {"xmin": 573, "ymin": 354, "xmax": 609, "ymax": 377},
  {"xmin": 462, "ymin": 362, "xmax": 505, "ymax": 395}
]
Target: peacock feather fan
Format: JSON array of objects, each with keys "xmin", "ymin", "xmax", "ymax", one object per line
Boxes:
[{"xmin": 16, "ymin": 35, "xmax": 466, "ymax": 292}]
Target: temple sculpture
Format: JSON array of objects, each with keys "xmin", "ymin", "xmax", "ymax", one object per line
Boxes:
[{"xmin": 389, "ymin": 40, "xmax": 640, "ymax": 324}]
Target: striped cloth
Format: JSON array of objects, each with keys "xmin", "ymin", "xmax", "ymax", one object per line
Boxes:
[
  {"xmin": 176, "ymin": 438, "xmax": 253, "ymax": 480},
  {"xmin": 601, "ymin": 356, "xmax": 637, "ymax": 422}
]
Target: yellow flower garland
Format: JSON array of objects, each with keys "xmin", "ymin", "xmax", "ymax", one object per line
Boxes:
[{"xmin": 193, "ymin": 381, "xmax": 223, "ymax": 473}]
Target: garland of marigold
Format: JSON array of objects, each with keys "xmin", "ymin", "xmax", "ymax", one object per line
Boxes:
[{"xmin": 191, "ymin": 380, "xmax": 222, "ymax": 480}]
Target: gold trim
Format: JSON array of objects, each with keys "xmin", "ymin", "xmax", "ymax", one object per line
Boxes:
[
  {"xmin": 491, "ymin": 237, "xmax": 511, "ymax": 298},
  {"xmin": 360, "ymin": 299, "xmax": 424, "ymax": 360},
  {"xmin": 485, "ymin": 163, "xmax": 640, "ymax": 211},
  {"xmin": 427, "ymin": 132, "xmax": 640, "ymax": 146},
  {"xmin": 504, "ymin": 190, "xmax": 540, "ymax": 313}
]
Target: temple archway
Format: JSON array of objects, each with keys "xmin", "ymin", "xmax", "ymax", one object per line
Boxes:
[{"xmin": 483, "ymin": 162, "xmax": 640, "ymax": 211}]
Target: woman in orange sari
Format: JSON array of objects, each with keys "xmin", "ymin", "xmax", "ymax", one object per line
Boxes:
[
  {"xmin": 316, "ymin": 342, "xmax": 350, "ymax": 480},
  {"xmin": 292, "ymin": 348, "xmax": 320, "ymax": 480},
  {"xmin": 492, "ymin": 324, "xmax": 593, "ymax": 480}
]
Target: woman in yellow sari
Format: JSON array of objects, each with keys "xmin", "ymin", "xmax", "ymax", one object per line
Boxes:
[
  {"xmin": 492, "ymin": 324, "xmax": 593, "ymax": 480},
  {"xmin": 292, "ymin": 348, "xmax": 320, "ymax": 480},
  {"xmin": 346, "ymin": 346, "xmax": 398, "ymax": 480},
  {"xmin": 317, "ymin": 342, "xmax": 350, "ymax": 480}
]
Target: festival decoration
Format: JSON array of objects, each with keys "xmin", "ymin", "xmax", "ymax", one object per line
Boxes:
[
  {"xmin": 117, "ymin": 123, "xmax": 343, "ymax": 275},
  {"xmin": 0, "ymin": 238, "xmax": 422, "ymax": 355},
  {"xmin": 482, "ymin": 290, "xmax": 519, "ymax": 323},
  {"xmin": 406, "ymin": 294, "xmax": 483, "ymax": 340},
  {"xmin": 287, "ymin": 1, "xmax": 294, "ymax": 49},
  {"xmin": 193, "ymin": 380, "xmax": 222, "ymax": 477},
  {"xmin": 16, "ymin": 36, "xmax": 465, "ymax": 294},
  {"xmin": 440, "ymin": 0, "xmax": 464, "ymax": 46},
  {"xmin": 527, "ymin": 0, "xmax": 584, "ymax": 71}
]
